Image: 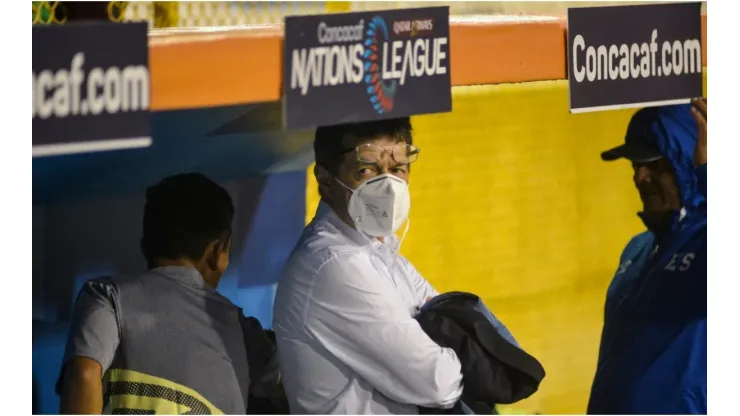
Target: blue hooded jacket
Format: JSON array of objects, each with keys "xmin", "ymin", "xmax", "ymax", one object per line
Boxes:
[{"xmin": 587, "ymin": 105, "xmax": 707, "ymax": 415}]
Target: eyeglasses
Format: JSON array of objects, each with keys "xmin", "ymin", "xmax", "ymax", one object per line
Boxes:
[{"xmin": 353, "ymin": 143, "xmax": 420, "ymax": 164}]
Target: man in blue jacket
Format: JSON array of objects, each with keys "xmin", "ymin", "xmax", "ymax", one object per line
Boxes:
[{"xmin": 587, "ymin": 99, "xmax": 707, "ymax": 415}]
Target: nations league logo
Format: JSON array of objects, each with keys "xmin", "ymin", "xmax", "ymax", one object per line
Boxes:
[
  {"xmin": 283, "ymin": 6, "xmax": 451, "ymax": 129},
  {"xmin": 363, "ymin": 16, "xmax": 397, "ymax": 115}
]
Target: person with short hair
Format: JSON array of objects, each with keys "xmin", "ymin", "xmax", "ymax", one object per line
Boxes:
[
  {"xmin": 57, "ymin": 173, "xmax": 280, "ymax": 414},
  {"xmin": 587, "ymin": 99, "xmax": 707, "ymax": 414},
  {"xmin": 273, "ymin": 118, "xmax": 464, "ymax": 414}
]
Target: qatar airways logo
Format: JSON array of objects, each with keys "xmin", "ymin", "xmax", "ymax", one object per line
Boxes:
[{"xmin": 392, "ymin": 18, "xmax": 434, "ymax": 37}]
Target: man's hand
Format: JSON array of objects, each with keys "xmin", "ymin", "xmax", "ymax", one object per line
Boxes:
[{"xmin": 690, "ymin": 97, "xmax": 707, "ymax": 167}]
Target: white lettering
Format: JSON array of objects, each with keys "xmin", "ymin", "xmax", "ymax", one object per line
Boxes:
[
  {"xmin": 104, "ymin": 67, "xmax": 122, "ymax": 113},
  {"xmin": 32, "ymin": 73, "xmax": 37, "ymax": 118},
  {"xmin": 317, "ymin": 20, "xmax": 365, "ymax": 44},
  {"xmin": 290, "ymin": 34, "xmax": 448, "ymax": 95},
  {"xmin": 679, "ymin": 253, "xmax": 695, "ymax": 271},
  {"xmin": 665, "ymin": 253, "xmax": 696, "ymax": 272},
  {"xmin": 617, "ymin": 260, "xmax": 632, "ymax": 274},
  {"xmin": 415, "ymin": 19, "xmax": 433, "ymax": 31},
  {"xmin": 312, "ymin": 48, "xmax": 327, "ymax": 87},
  {"xmin": 662, "ymin": 40, "xmax": 673, "ymax": 76},
  {"xmin": 413, "ymin": 38, "xmax": 425, "ymax": 77},
  {"xmin": 393, "ymin": 20, "xmax": 410, "ymax": 35},
  {"xmin": 392, "ymin": 41, "xmax": 403, "ymax": 81},
  {"xmin": 52, "ymin": 70, "xmax": 70, "ymax": 118},
  {"xmin": 350, "ymin": 45, "xmax": 363, "ymax": 83},
  {"xmin": 36, "ymin": 70, "xmax": 54, "ymax": 119},
  {"xmin": 325, "ymin": 45, "xmax": 339, "ymax": 86},
  {"xmin": 32, "ymin": 51, "xmax": 149, "ymax": 119},
  {"xmin": 568, "ymin": 30, "xmax": 702, "ymax": 82},
  {"xmin": 650, "ymin": 30, "xmax": 658, "ymax": 76},
  {"xmin": 630, "ymin": 44, "xmax": 641, "ymax": 78},
  {"xmin": 683, "ymin": 39, "xmax": 701, "ymax": 74},
  {"xmin": 619, "ymin": 44, "xmax": 630, "ymax": 79},
  {"xmin": 393, "ymin": 19, "xmax": 433, "ymax": 35},
  {"xmin": 573, "ymin": 34, "xmax": 586, "ymax": 82},
  {"xmin": 401, "ymin": 41, "xmax": 412, "ymax": 85},
  {"xmin": 291, "ymin": 49, "xmax": 309, "ymax": 93},
  {"xmin": 672, "ymin": 40, "xmax": 683, "ymax": 75},
  {"xmin": 88, "ymin": 67, "xmax": 105, "ymax": 115},
  {"xmin": 382, "ymin": 42, "xmax": 392, "ymax": 79},
  {"xmin": 382, "ymin": 37, "xmax": 448, "ymax": 85},
  {"xmin": 586, "ymin": 46, "xmax": 596, "ymax": 82},
  {"xmin": 640, "ymin": 42, "xmax": 650, "ymax": 78},
  {"xmin": 434, "ymin": 38, "xmax": 447, "ymax": 75},
  {"xmin": 291, "ymin": 44, "xmax": 364, "ymax": 95},
  {"xmin": 121, "ymin": 66, "xmax": 149, "ymax": 111},
  {"xmin": 70, "ymin": 53, "xmax": 85, "ymax": 115},
  {"xmin": 608, "ymin": 45, "xmax": 619, "ymax": 80},
  {"xmin": 665, "ymin": 254, "xmax": 680, "ymax": 271},
  {"xmin": 596, "ymin": 45, "xmax": 608, "ymax": 80}
]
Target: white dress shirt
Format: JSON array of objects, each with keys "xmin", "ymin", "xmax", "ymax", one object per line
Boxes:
[{"xmin": 273, "ymin": 201, "xmax": 463, "ymax": 414}]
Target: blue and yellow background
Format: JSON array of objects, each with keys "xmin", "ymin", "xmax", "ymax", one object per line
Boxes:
[{"xmin": 32, "ymin": 2, "xmax": 707, "ymax": 414}]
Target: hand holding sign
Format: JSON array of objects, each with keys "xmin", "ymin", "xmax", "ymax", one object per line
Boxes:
[
  {"xmin": 566, "ymin": 2, "xmax": 703, "ymax": 113},
  {"xmin": 691, "ymin": 97, "xmax": 707, "ymax": 167}
]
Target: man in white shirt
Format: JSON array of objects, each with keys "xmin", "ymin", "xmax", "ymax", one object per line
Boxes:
[{"xmin": 273, "ymin": 118, "xmax": 464, "ymax": 414}]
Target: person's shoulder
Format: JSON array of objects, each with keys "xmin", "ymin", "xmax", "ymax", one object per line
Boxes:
[
  {"xmin": 293, "ymin": 249, "xmax": 378, "ymax": 303},
  {"xmin": 619, "ymin": 230, "xmax": 655, "ymax": 264},
  {"xmin": 287, "ymin": 243, "xmax": 373, "ymax": 283},
  {"xmin": 285, "ymin": 220, "xmax": 372, "ymax": 277},
  {"xmin": 77, "ymin": 271, "xmax": 168, "ymax": 301},
  {"xmin": 77, "ymin": 274, "xmax": 123, "ymax": 299},
  {"xmin": 316, "ymin": 249, "xmax": 374, "ymax": 276},
  {"xmin": 275, "ymin": 245, "xmax": 375, "ymax": 332},
  {"xmin": 605, "ymin": 231, "xmax": 655, "ymax": 299},
  {"xmin": 89, "ymin": 271, "xmax": 151, "ymax": 290}
]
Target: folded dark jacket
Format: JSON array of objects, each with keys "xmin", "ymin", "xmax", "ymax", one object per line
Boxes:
[{"xmin": 416, "ymin": 292, "xmax": 546, "ymax": 414}]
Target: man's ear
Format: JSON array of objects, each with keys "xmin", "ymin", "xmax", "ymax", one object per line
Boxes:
[
  {"xmin": 314, "ymin": 163, "xmax": 334, "ymax": 202},
  {"xmin": 205, "ymin": 239, "xmax": 227, "ymax": 271}
]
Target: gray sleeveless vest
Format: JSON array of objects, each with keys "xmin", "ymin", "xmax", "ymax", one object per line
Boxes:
[{"xmin": 101, "ymin": 266, "xmax": 250, "ymax": 414}]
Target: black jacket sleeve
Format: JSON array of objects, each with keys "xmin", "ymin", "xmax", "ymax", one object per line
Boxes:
[
  {"xmin": 240, "ymin": 316, "xmax": 279, "ymax": 397},
  {"xmin": 240, "ymin": 316, "xmax": 290, "ymax": 414},
  {"xmin": 416, "ymin": 302, "xmax": 545, "ymax": 410}
]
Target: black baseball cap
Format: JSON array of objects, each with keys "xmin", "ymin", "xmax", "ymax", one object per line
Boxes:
[
  {"xmin": 600, "ymin": 138, "xmax": 663, "ymax": 163},
  {"xmin": 601, "ymin": 108, "xmax": 665, "ymax": 163}
]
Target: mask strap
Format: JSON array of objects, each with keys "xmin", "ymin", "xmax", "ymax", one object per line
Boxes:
[
  {"xmin": 395, "ymin": 218, "xmax": 410, "ymax": 255},
  {"xmin": 387, "ymin": 217, "xmax": 410, "ymax": 274},
  {"xmin": 335, "ymin": 177, "xmax": 354, "ymax": 193}
]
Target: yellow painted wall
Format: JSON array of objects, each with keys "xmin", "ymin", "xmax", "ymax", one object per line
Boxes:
[{"xmin": 304, "ymin": 74, "xmax": 707, "ymax": 414}]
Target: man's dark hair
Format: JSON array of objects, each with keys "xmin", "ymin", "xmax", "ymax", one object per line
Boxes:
[
  {"xmin": 141, "ymin": 173, "xmax": 234, "ymax": 265},
  {"xmin": 314, "ymin": 117, "xmax": 413, "ymax": 174}
]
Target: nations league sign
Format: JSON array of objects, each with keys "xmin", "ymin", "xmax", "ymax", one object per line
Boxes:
[
  {"xmin": 567, "ymin": 2, "xmax": 703, "ymax": 113},
  {"xmin": 283, "ymin": 7, "xmax": 451, "ymax": 129},
  {"xmin": 33, "ymin": 22, "xmax": 151, "ymax": 157}
]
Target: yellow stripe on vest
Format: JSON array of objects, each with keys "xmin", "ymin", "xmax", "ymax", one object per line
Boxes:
[{"xmin": 103, "ymin": 369, "xmax": 223, "ymax": 415}]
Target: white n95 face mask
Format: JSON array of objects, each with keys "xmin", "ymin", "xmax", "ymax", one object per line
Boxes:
[{"xmin": 337, "ymin": 174, "xmax": 411, "ymax": 238}]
